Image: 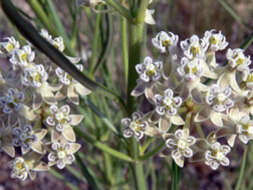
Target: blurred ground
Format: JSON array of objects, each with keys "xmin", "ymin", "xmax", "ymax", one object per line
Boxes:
[{"xmin": 0, "ymin": 0, "xmax": 253, "ymax": 190}]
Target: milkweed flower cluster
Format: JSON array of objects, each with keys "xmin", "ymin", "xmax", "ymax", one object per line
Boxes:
[
  {"xmin": 122, "ymin": 29, "xmax": 253, "ymax": 170},
  {"xmin": 0, "ymin": 29, "xmax": 91, "ymax": 180}
]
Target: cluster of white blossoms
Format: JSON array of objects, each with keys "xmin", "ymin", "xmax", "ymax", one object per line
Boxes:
[
  {"xmin": 122, "ymin": 29, "xmax": 253, "ymax": 170},
  {"xmin": 0, "ymin": 29, "xmax": 91, "ymax": 181}
]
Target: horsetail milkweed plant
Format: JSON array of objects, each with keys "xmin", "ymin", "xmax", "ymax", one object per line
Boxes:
[{"xmin": 0, "ymin": 0, "xmax": 253, "ymax": 189}]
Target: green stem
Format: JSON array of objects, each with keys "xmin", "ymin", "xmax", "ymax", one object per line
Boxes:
[
  {"xmin": 125, "ymin": 1, "xmax": 148, "ymax": 189},
  {"xmin": 94, "ymin": 13, "xmax": 113, "ymax": 73},
  {"xmin": 240, "ymin": 32, "xmax": 253, "ymax": 50},
  {"xmin": 89, "ymin": 8, "xmax": 102, "ymax": 75},
  {"xmin": 104, "ymin": 152, "xmax": 116, "ymax": 188},
  {"xmin": 49, "ymin": 169, "xmax": 79, "ymax": 190},
  {"xmin": 171, "ymin": 161, "xmax": 181, "ymax": 190},
  {"xmin": 27, "ymin": 0, "xmax": 55, "ymax": 35},
  {"xmin": 45, "ymin": 0, "xmax": 75, "ymax": 55},
  {"xmin": 76, "ymin": 153, "xmax": 102, "ymax": 189},
  {"xmin": 130, "ymin": 138, "xmax": 147, "ymax": 190},
  {"xmin": 103, "ymin": 0, "xmax": 132, "ymax": 21},
  {"xmin": 134, "ymin": 163, "xmax": 147, "ymax": 190},
  {"xmin": 121, "ymin": 17, "xmax": 129, "ymax": 90},
  {"xmin": 75, "ymin": 127, "xmax": 134, "ymax": 162},
  {"xmin": 235, "ymin": 147, "xmax": 248, "ymax": 190},
  {"xmin": 126, "ymin": 22, "xmax": 144, "ymax": 113},
  {"xmin": 139, "ymin": 141, "xmax": 165, "ymax": 161},
  {"xmin": 66, "ymin": 166, "xmax": 87, "ymax": 183}
]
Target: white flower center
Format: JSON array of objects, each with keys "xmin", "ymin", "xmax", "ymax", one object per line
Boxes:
[
  {"xmin": 56, "ymin": 112, "xmax": 65, "ymax": 121},
  {"xmin": 217, "ymin": 93, "xmax": 227, "ymax": 102},
  {"xmin": 178, "ymin": 139, "xmax": 187, "ymax": 150},
  {"xmin": 146, "ymin": 63, "xmax": 156, "ymax": 76},
  {"xmin": 57, "ymin": 151, "xmax": 66, "ymax": 159},
  {"xmin": 215, "ymin": 151, "xmax": 224, "ymax": 161},
  {"xmin": 163, "ymin": 97, "xmax": 173, "ymax": 107},
  {"xmin": 6, "ymin": 43, "xmax": 14, "ymax": 52}
]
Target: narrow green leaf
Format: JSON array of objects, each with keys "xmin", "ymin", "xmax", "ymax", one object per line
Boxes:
[
  {"xmin": 49, "ymin": 169, "xmax": 79, "ymax": 190},
  {"xmin": 66, "ymin": 166, "xmax": 87, "ymax": 183},
  {"xmin": 80, "ymin": 97, "xmax": 119, "ymax": 135},
  {"xmin": 27, "ymin": 0, "xmax": 55, "ymax": 35},
  {"xmin": 89, "ymin": 7, "xmax": 102, "ymax": 75},
  {"xmin": 75, "ymin": 153, "xmax": 102, "ymax": 189},
  {"xmin": 240, "ymin": 32, "xmax": 253, "ymax": 50},
  {"xmin": 216, "ymin": 0, "xmax": 251, "ymax": 29},
  {"xmin": 94, "ymin": 13, "xmax": 114, "ymax": 73}
]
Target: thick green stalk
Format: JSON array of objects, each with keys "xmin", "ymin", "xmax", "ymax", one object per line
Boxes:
[
  {"xmin": 130, "ymin": 138, "xmax": 147, "ymax": 190},
  {"xmin": 125, "ymin": 1, "xmax": 149, "ymax": 190},
  {"xmin": 126, "ymin": 23, "xmax": 144, "ymax": 113}
]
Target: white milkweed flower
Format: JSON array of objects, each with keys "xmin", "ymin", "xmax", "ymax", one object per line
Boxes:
[
  {"xmin": 12, "ymin": 124, "xmax": 36, "ymax": 152},
  {"xmin": 121, "ymin": 112, "xmax": 149, "ymax": 140},
  {"xmin": 152, "ymin": 31, "xmax": 179, "ymax": 53},
  {"xmin": 180, "ymin": 35, "xmax": 209, "ymax": 59},
  {"xmin": 10, "ymin": 45, "xmax": 35, "ymax": 67},
  {"xmin": 0, "ymin": 37, "xmax": 20, "ymax": 55},
  {"xmin": 0, "ymin": 88, "xmax": 24, "ymax": 114},
  {"xmin": 46, "ymin": 104, "xmax": 83, "ymax": 142},
  {"xmin": 40, "ymin": 29, "xmax": 64, "ymax": 52},
  {"xmin": 22, "ymin": 64, "xmax": 61, "ymax": 105},
  {"xmin": 226, "ymin": 48, "xmax": 251, "ymax": 72},
  {"xmin": 204, "ymin": 142, "xmax": 231, "ymax": 170},
  {"xmin": 235, "ymin": 115, "xmax": 253, "ymax": 144},
  {"xmin": 136, "ymin": 56, "xmax": 163, "ymax": 82},
  {"xmin": 55, "ymin": 58, "xmax": 91, "ymax": 104},
  {"xmin": 48, "ymin": 141, "xmax": 81, "ymax": 169},
  {"xmin": 203, "ymin": 30, "xmax": 228, "ymax": 51},
  {"xmin": 205, "ymin": 84, "xmax": 234, "ymax": 113},
  {"xmin": 9, "ymin": 157, "xmax": 29, "ymax": 181},
  {"xmin": 22, "ymin": 64, "xmax": 48, "ymax": 88},
  {"xmin": 12, "ymin": 124, "xmax": 47, "ymax": 154},
  {"xmin": 154, "ymin": 88, "xmax": 182, "ymax": 116},
  {"xmin": 177, "ymin": 57, "xmax": 204, "ymax": 81},
  {"xmin": 56, "ymin": 64, "xmax": 83, "ymax": 85},
  {"xmin": 165, "ymin": 128, "xmax": 196, "ymax": 167},
  {"xmin": 9, "ymin": 154, "xmax": 48, "ymax": 181}
]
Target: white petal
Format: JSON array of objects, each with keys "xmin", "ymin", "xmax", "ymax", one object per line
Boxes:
[
  {"xmin": 170, "ymin": 115, "xmax": 185, "ymax": 126},
  {"xmin": 210, "ymin": 111, "xmax": 223, "ymax": 127},
  {"xmin": 69, "ymin": 115, "xmax": 84, "ymax": 126}
]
